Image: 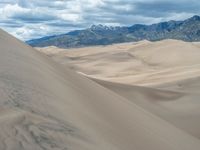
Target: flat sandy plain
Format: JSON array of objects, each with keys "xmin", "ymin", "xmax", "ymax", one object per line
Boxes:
[{"xmin": 1, "ymin": 28, "xmax": 200, "ymax": 150}]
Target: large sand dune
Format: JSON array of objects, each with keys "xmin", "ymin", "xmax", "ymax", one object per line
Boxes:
[
  {"xmin": 36, "ymin": 38, "xmax": 200, "ymax": 149},
  {"xmin": 1, "ymin": 29, "xmax": 200, "ymax": 149},
  {"xmin": 38, "ymin": 40, "xmax": 200, "ymax": 86},
  {"xmin": 93, "ymin": 78, "xmax": 200, "ymax": 139}
]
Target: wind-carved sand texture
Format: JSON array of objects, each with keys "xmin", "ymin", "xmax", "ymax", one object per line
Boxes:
[{"xmin": 1, "ymin": 28, "xmax": 200, "ymax": 149}]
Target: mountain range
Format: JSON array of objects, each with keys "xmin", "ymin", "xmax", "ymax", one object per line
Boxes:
[{"xmin": 27, "ymin": 15, "xmax": 200, "ymax": 48}]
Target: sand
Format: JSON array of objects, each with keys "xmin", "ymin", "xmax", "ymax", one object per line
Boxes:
[
  {"xmin": 1, "ymin": 29, "xmax": 200, "ymax": 150},
  {"xmin": 38, "ymin": 40, "xmax": 200, "ymax": 86},
  {"xmin": 93, "ymin": 78, "xmax": 200, "ymax": 139},
  {"xmin": 38, "ymin": 40, "xmax": 200, "ymax": 141}
]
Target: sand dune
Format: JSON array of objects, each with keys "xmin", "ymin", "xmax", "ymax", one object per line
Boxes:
[
  {"xmin": 93, "ymin": 78, "xmax": 200, "ymax": 139},
  {"xmin": 36, "ymin": 38, "xmax": 200, "ymax": 149},
  {"xmin": 2, "ymin": 29, "xmax": 200, "ymax": 149},
  {"xmin": 38, "ymin": 40, "xmax": 200, "ymax": 86}
]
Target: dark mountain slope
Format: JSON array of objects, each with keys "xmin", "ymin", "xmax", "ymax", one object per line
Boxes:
[{"xmin": 27, "ymin": 15, "xmax": 200, "ymax": 48}]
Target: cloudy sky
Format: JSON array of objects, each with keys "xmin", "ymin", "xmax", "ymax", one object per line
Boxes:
[{"xmin": 0, "ymin": 0, "xmax": 199, "ymax": 41}]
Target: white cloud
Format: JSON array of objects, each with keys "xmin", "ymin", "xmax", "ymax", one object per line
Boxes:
[
  {"xmin": 164, "ymin": 12, "xmax": 196, "ymax": 21},
  {"xmin": 0, "ymin": 4, "xmax": 29, "ymax": 19},
  {"xmin": 60, "ymin": 14, "xmax": 82, "ymax": 22},
  {"xmin": 0, "ymin": 0, "xmax": 199, "ymax": 40},
  {"xmin": 10, "ymin": 24, "xmax": 49, "ymax": 40}
]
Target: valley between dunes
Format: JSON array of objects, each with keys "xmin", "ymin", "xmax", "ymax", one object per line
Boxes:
[{"xmin": 1, "ymin": 27, "xmax": 200, "ymax": 150}]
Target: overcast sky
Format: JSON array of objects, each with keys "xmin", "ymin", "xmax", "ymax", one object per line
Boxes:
[{"xmin": 0, "ymin": 0, "xmax": 199, "ymax": 41}]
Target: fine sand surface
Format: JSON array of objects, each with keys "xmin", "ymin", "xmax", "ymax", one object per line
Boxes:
[
  {"xmin": 37, "ymin": 39, "xmax": 200, "ymax": 149},
  {"xmin": 1, "ymin": 28, "xmax": 200, "ymax": 150},
  {"xmin": 37, "ymin": 40, "xmax": 200, "ymax": 86},
  {"xmin": 93, "ymin": 78, "xmax": 200, "ymax": 139}
]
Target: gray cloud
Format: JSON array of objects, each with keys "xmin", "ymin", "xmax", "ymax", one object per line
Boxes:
[{"xmin": 0, "ymin": 0, "xmax": 199, "ymax": 40}]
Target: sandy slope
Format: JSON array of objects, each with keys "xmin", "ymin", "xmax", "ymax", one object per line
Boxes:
[
  {"xmin": 36, "ymin": 39, "xmax": 200, "ymax": 149},
  {"xmin": 2, "ymin": 30, "xmax": 200, "ymax": 149},
  {"xmin": 93, "ymin": 78, "xmax": 200, "ymax": 139},
  {"xmin": 37, "ymin": 40, "xmax": 200, "ymax": 86}
]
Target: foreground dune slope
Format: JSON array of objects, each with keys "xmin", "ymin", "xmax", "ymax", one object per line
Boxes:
[
  {"xmin": 1, "ymin": 29, "xmax": 200, "ymax": 150},
  {"xmin": 93, "ymin": 78, "xmax": 200, "ymax": 139}
]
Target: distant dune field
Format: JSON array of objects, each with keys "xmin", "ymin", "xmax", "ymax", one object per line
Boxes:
[
  {"xmin": 37, "ymin": 39, "xmax": 200, "ymax": 142},
  {"xmin": 37, "ymin": 40, "xmax": 200, "ymax": 86}
]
